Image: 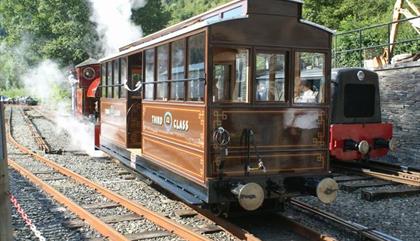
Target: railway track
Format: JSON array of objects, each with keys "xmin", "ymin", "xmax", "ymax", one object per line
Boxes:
[
  {"xmin": 7, "ymin": 107, "xmax": 270, "ymax": 240},
  {"xmin": 14, "ymin": 106, "xmax": 413, "ymax": 241},
  {"xmin": 19, "ymin": 108, "xmax": 53, "ymax": 153},
  {"xmin": 333, "ymin": 160, "xmax": 420, "ymax": 187},
  {"xmin": 332, "ymin": 160, "xmax": 420, "ymax": 201},
  {"xmin": 7, "ymin": 108, "xmax": 236, "ymax": 241},
  {"xmin": 7, "ymin": 129, "xmax": 219, "ymax": 241},
  {"xmin": 289, "ymin": 199, "xmax": 402, "ymax": 241}
]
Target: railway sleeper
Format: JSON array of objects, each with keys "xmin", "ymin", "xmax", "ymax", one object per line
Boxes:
[
  {"xmin": 339, "ymin": 180, "xmax": 397, "ymax": 192},
  {"xmin": 361, "ymin": 187, "xmax": 420, "ymax": 201}
]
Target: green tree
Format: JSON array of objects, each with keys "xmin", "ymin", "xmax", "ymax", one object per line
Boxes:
[
  {"xmin": 0, "ymin": 0, "xmax": 98, "ymax": 66},
  {"xmin": 132, "ymin": 0, "xmax": 171, "ymax": 36},
  {"xmin": 163, "ymin": 0, "xmax": 230, "ymax": 25}
]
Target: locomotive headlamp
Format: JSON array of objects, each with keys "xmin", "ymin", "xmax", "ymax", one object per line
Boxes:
[
  {"xmin": 388, "ymin": 138, "xmax": 397, "ymax": 152},
  {"xmin": 231, "ymin": 183, "xmax": 264, "ymax": 211},
  {"xmin": 357, "ymin": 70, "xmax": 365, "ymax": 81},
  {"xmin": 358, "ymin": 140, "xmax": 370, "ymax": 155}
]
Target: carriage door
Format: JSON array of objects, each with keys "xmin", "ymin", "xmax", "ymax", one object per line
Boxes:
[{"xmin": 126, "ymin": 53, "xmax": 143, "ymax": 148}]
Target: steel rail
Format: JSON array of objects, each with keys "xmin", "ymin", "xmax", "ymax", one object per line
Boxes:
[
  {"xmin": 8, "ymin": 159, "xmax": 130, "ymax": 241},
  {"xmin": 188, "ymin": 205, "xmax": 262, "ymax": 241},
  {"xmin": 30, "ymin": 106, "xmax": 258, "ymax": 241},
  {"xmin": 19, "ymin": 108, "xmax": 51, "ymax": 153},
  {"xmin": 333, "ymin": 161, "xmax": 420, "ymax": 187},
  {"xmin": 7, "ymin": 129, "xmax": 212, "ymax": 241},
  {"xmin": 276, "ymin": 214, "xmax": 337, "ymax": 241},
  {"xmin": 289, "ymin": 199, "xmax": 402, "ymax": 241}
]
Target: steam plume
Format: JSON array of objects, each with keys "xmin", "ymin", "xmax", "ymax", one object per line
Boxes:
[{"xmin": 88, "ymin": 0, "xmax": 147, "ymax": 55}]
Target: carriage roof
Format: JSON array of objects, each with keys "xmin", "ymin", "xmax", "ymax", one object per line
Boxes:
[{"xmin": 99, "ymin": 0, "xmax": 333, "ymax": 63}]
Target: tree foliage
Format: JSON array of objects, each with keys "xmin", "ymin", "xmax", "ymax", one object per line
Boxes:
[
  {"xmin": 0, "ymin": 0, "xmax": 419, "ymax": 92},
  {"xmin": 163, "ymin": 0, "xmax": 230, "ymax": 25},
  {"xmin": 132, "ymin": 0, "xmax": 171, "ymax": 36},
  {"xmin": 302, "ymin": 0, "xmax": 420, "ymax": 67}
]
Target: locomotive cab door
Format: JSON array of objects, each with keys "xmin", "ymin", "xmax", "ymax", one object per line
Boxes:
[{"xmin": 126, "ymin": 53, "xmax": 143, "ymax": 148}]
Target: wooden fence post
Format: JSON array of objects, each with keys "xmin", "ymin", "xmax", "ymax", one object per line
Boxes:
[{"xmin": 0, "ymin": 103, "xmax": 13, "ymax": 241}]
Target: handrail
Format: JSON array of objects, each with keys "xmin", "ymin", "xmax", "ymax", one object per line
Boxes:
[
  {"xmin": 334, "ymin": 16, "xmax": 420, "ymax": 36},
  {"xmin": 333, "ymin": 16, "xmax": 420, "ymax": 68}
]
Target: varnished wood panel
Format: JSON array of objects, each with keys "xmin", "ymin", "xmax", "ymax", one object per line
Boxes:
[
  {"xmin": 142, "ymin": 103, "xmax": 206, "ymax": 184},
  {"xmin": 212, "ymin": 151, "xmax": 326, "ymax": 177},
  {"xmin": 101, "ymin": 123, "xmax": 126, "ymax": 148},
  {"xmin": 210, "ymin": 108, "xmax": 328, "ymax": 177},
  {"xmin": 143, "ymin": 135, "xmax": 205, "ymax": 184},
  {"xmin": 100, "ymin": 98, "xmax": 127, "ymax": 147},
  {"xmin": 142, "ymin": 104, "xmax": 205, "ymax": 149}
]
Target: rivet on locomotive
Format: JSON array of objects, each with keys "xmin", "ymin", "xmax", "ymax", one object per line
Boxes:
[{"xmin": 74, "ymin": 0, "xmax": 396, "ymax": 213}]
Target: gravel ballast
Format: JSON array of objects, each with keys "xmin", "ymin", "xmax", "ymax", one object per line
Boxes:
[{"xmin": 8, "ymin": 106, "xmax": 420, "ymax": 241}]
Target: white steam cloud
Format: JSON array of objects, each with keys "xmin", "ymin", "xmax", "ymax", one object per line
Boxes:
[
  {"xmin": 88, "ymin": 0, "xmax": 146, "ymax": 55},
  {"xmin": 20, "ymin": 60, "xmax": 104, "ymax": 156},
  {"xmin": 22, "ymin": 60, "xmax": 69, "ymax": 104}
]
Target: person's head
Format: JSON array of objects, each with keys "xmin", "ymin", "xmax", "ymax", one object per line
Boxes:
[{"xmin": 300, "ymin": 80, "xmax": 312, "ymax": 91}]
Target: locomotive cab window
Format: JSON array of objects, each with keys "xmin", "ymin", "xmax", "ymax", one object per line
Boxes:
[
  {"xmin": 212, "ymin": 48, "xmax": 249, "ymax": 102},
  {"xmin": 294, "ymin": 52, "xmax": 325, "ymax": 104},
  {"xmin": 255, "ymin": 52, "xmax": 286, "ymax": 102}
]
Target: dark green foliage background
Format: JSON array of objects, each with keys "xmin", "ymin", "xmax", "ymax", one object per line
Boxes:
[{"xmin": 0, "ymin": 0, "xmax": 419, "ymax": 94}]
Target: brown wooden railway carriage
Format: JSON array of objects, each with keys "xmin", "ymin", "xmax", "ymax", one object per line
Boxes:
[{"xmin": 97, "ymin": 0, "xmax": 338, "ymax": 212}]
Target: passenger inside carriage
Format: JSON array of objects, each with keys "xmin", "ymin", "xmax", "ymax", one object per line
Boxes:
[{"xmin": 294, "ymin": 80, "xmax": 317, "ymax": 103}]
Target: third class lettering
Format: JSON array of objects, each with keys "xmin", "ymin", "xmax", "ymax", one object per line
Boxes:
[
  {"xmin": 151, "ymin": 113, "xmax": 189, "ymax": 132},
  {"xmin": 152, "ymin": 115, "xmax": 163, "ymax": 126}
]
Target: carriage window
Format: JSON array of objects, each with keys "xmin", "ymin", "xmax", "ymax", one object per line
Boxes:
[
  {"xmin": 101, "ymin": 63, "xmax": 106, "ymax": 97},
  {"xmin": 255, "ymin": 53, "xmax": 285, "ymax": 102},
  {"xmin": 157, "ymin": 44, "xmax": 169, "ymax": 100},
  {"xmin": 113, "ymin": 59, "xmax": 120, "ymax": 98},
  {"xmin": 187, "ymin": 33, "xmax": 205, "ymax": 101},
  {"xmin": 171, "ymin": 39, "xmax": 185, "ymax": 100},
  {"xmin": 107, "ymin": 62, "xmax": 113, "ymax": 98},
  {"xmin": 213, "ymin": 48, "xmax": 249, "ymax": 102},
  {"xmin": 294, "ymin": 52, "xmax": 325, "ymax": 104},
  {"xmin": 120, "ymin": 58, "xmax": 128, "ymax": 98},
  {"xmin": 145, "ymin": 49, "xmax": 155, "ymax": 100}
]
